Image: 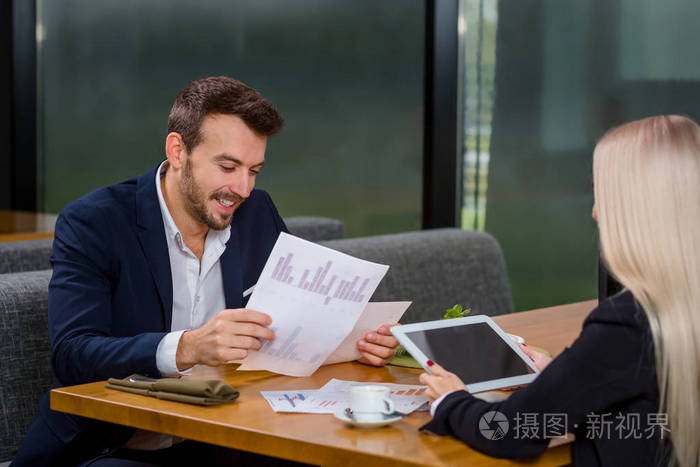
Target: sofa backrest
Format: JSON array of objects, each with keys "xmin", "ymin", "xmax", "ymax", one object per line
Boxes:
[
  {"xmin": 284, "ymin": 216, "xmax": 345, "ymax": 242},
  {"xmin": 0, "ymin": 238, "xmax": 54, "ymax": 274},
  {"xmin": 321, "ymin": 228, "xmax": 513, "ymax": 323},
  {"xmin": 0, "ymin": 217, "xmax": 345, "ymax": 275},
  {"xmin": 0, "ymin": 269, "xmax": 53, "ymax": 462}
]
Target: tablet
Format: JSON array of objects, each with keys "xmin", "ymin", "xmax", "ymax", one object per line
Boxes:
[{"xmin": 391, "ymin": 315, "xmax": 539, "ymax": 393}]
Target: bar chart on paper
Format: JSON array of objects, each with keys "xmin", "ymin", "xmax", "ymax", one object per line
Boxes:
[
  {"xmin": 259, "ymin": 390, "xmax": 316, "ymax": 412},
  {"xmin": 261, "ymin": 381, "xmax": 430, "ymax": 414},
  {"xmin": 259, "ymin": 326, "xmax": 324, "ymax": 365},
  {"xmin": 270, "ymin": 253, "xmax": 372, "ymax": 305},
  {"xmin": 241, "ymin": 232, "xmax": 389, "ymax": 376},
  {"xmin": 260, "ymin": 390, "xmax": 343, "ymax": 414},
  {"xmin": 318, "ymin": 379, "xmax": 430, "ymax": 414}
]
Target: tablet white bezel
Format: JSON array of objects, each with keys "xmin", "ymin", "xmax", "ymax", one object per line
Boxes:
[{"xmin": 391, "ymin": 315, "xmax": 540, "ymax": 393}]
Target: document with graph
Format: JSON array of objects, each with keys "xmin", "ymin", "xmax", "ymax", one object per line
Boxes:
[
  {"xmin": 260, "ymin": 380, "xmax": 430, "ymax": 414},
  {"xmin": 239, "ymin": 232, "xmax": 390, "ymax": 376}
]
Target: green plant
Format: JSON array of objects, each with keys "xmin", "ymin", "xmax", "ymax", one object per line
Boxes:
[{"xmin": 441, "ymin": 304, "xmax": 471, "ymax": 320}]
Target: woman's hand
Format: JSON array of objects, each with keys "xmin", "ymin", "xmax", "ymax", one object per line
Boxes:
[
  {"xmin": 519, "ymin": 344, "xmax": 553, "ymax": 372},
  {"xmin": 419, "ymin": 361, "xmax": 467, "ymax": 401}
]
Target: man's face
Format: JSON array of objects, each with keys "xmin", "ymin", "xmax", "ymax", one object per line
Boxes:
[{"xmin": 179, "ymin": 114, "xmax": 267, "ymax": 230}]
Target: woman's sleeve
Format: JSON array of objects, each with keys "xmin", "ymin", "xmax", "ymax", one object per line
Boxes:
[{"xmin": 421, "ymin": 302, "xmax": 652, "ymax": 458}]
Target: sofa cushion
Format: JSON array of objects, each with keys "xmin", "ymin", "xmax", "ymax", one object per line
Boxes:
[
  {"xmin": 0, "ymin": 239, "xmax": 53, "ymax": 274},
  {"xmin": 285, "ymin": 216, "xmax": 345, "ymax": 242},
  {"xmin": 321, "ymin": 228, "xmax": 513, "ymax": 323},
  {"xmin": 0, "ymin": 269, "xmax": 53, "ymax": 462}
]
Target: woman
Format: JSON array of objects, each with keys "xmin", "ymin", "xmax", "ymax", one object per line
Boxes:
[{"xmin": 420, "ymin": 115, "xmax": 700, "ymax": 467}]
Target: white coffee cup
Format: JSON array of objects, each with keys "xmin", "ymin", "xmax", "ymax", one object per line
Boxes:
[{"xmin": 349, "ymin": 385, "xmax": 396, "ymax": 422}]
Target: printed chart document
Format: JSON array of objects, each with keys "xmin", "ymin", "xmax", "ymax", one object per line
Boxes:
[
  {"xmin": 240, "ymin": 233, "xmax": 389, "ymax": 376},
  {"xmin": 236, "ymin": 301, "xmax": 410, "ymax": 370},
  {"xmin": 318, "ymin": 379, "xmax": 430, "ymax": 414},
  {"xmin": 258, "ymin": 390, "xmax": 317, "ymax": 412},
  {"xmin": 260, "ymin": 379, "xmax": 430, "ymax": 414},
  {"xmin": 323, "ymin": 301, "xmax": 411, "ymax": 365},
  {"xmin": 260, "ymin": 390, "xmax": 345, "ymax": 414}
]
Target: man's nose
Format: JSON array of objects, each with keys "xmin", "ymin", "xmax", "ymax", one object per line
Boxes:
[{"xmin": 228, "ymin": 171, "xmax": 252, "ymax": 198}]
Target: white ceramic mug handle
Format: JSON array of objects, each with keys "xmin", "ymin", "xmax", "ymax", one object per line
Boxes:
[{"xmin": 382, "ymin": 397, "xmax": 395, "ymax": 415}]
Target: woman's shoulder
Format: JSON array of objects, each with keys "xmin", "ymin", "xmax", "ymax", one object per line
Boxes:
[
  {"xmin": 585, "ymin": 290, "xmax": 649, "ymax": 330},
  {"xmin": 568, "ymin": 290, "xmax": 655, "ymax": 379}
]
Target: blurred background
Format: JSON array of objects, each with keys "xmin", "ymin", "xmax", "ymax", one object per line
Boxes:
[
  {"xmin": 35, "ymin": 0, "xmax": 425, "ymax": 236},
  {"xmin": 3, "ymin": 0, "xmax": 700, "ymax": 311}
]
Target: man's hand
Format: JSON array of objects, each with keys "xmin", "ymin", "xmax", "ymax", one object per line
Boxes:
[
  {"xmin": 357, "ymin": 323, "xmax": 399, "ymax": 367},
  {"xmin": 176, "ymin": 308, "xmax": 274, "ymax": 370},
  {"xmin": 419, "ymin": 361, "xmax": 466, "ymax": 401}
]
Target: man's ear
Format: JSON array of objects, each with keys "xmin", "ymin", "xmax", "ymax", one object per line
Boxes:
[{"xmin": 165, "ymin": 132, "xmax": 187, "ymax": 169}]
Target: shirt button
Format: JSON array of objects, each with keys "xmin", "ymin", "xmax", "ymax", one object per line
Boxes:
[{"xmin": 195, "ymin": 295, "xmax": 200, "ymax": 303}]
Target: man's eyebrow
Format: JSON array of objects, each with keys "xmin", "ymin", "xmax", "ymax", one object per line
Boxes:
[{"xmin": 213, "ymin": 154, "xmax": 265, "ymax": 167}]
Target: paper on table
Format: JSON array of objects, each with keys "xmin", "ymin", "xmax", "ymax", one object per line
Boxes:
[
  {"xmin": 323, "ymin": 301, "xmax": 411, "ymax": 365},
  {"xmin": 259, "ymin": 390, "xmax": 317, "ymax": 412},
  {"xmin": 260, "ymin": 380, "xmax": 429, "ymax": 414},
  {"xmin": 260, "ymin": 389, "xmax": 346, "ymax": 414},
  {"xmin": 239, "ymin": 233, "xmax": 389, "ymax": 376},
  {"xmin": 292, "ymin": 391, "xmax": 347, "ymax": 413},
  {"xmin": 318, "ymin": 379, "xmax": 430, "ymax": 414}
]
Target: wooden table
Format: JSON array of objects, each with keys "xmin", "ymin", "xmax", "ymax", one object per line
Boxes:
[
  {"xmin": 51, "ymin": 299, "xmax": 597, "ymax": 466},
  {"xmin": 0, "ymin": 210, "xmax": 57, "ymax": 242}
]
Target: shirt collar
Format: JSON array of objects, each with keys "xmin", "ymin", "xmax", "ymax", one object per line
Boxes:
[{"xmin": 155, "ymin": 161, "xmax": 231, "ymax": 250}]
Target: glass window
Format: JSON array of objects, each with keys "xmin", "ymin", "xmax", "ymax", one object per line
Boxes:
[
  {"xmin": 460, "ymin": 0, "xmax": 700, "ymax": 310},
  {"xmin": 37, "ymin": 0, "xmax": 424, "ymax": 237}
]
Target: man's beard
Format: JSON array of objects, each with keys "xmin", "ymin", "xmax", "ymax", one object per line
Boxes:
[{"xmin": 180, "ymin": 158, "xmax": 245, "ymax": 230}]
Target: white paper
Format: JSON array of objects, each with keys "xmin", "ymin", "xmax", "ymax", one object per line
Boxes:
[
  {"xmin": 292, "ymin": 391, "xmax": 348, "ymax": 413},
  {"xmin": 260, "ymin": 379, "xmax": 430, "ymax": 414},
  {"xmin": 240, "ymin": 233, "xmax": 389, "ymax": 376},
  {"xmin": 260, "ymin": 389, "xmax": 346, "ymax": 414},
  {"xmin": 318, "ymin": 379, "xmax": 430, "ymax": 414},
  {"xmin": 238, "ymin": 301, "xmax": 410, "ymax": 371},
  {"xmin": 259, "ymin": 390, "xmax": 317, "ymax": 412},
  {"xmin": 323, "ymin": 301, "xmax": 411, "ymax": 365}
]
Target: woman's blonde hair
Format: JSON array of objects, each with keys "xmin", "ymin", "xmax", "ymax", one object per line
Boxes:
[{"xmin": 594, "ymin": 115, "xmax": 700, "ymax": 467}]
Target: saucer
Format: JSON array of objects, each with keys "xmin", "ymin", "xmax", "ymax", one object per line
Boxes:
[{"xmin": 334, "ymin": 408, "xmax": 402, "ymax": 428}]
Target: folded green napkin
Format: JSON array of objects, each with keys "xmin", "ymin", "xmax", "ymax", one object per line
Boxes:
[
  {"xmin": 106, "ymin": 374, "xmax": 239, "ymax": 406},
  {"xmin": 389, "ymin": 352, "xmax": 422, "ymax": 369}
]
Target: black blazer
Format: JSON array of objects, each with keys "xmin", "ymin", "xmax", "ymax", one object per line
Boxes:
[
  {"xmin": 422, "ymin": 292, "xmax": 671, "ymax": 466},
  {"xmin": 13, "ymin": 164, "xmax": 287, "ymax": 466}
]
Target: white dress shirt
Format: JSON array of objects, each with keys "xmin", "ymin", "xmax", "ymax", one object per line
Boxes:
[
  {"xmin": 154, "ymin": 161, "xmax": 230, "ymax": 376},
  {"xmin": 126, "ymin": 161, "xmax": 230, "ymax": 451}
]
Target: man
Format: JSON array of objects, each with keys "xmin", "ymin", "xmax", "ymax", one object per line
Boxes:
[{"xmin": 15, "ymin": 77, "xmax": 398, "ymax": 465}]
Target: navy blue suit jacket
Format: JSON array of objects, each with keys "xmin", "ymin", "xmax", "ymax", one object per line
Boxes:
[{"xmin": 15, "ymin": 165, "xmax": 286, "ymax": 465}]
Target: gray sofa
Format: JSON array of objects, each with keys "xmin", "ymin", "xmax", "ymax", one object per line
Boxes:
[
  {"xmin": 0, "ymin": 270, "xmax": 53, "ymax": 463},
  {"xmin": 0, "ymin": 227, "xmax": 512, "ymax": 463},
  {"xmin": 284, "ymin": 216, "xmax": 344, "ymax": 244},
  {"xmin": 321, "ymin": 228, "xmax": 513, "ymax": 323},
  {"xmin": 0, "ymin": 239, "xmax": 54, "ymax": 274},
  {"xmin": 0, "ymin": 216, "xmax": 345, "ymax": 275}
]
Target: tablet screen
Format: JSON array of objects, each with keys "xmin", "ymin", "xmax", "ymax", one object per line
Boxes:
[{"xmin": 404, "ymin": 322, "xmax": 534, "ymax": 384}]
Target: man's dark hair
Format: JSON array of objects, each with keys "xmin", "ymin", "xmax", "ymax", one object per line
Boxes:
[{"xmin": 167, "ymin": 76, "xmax": 283, "ymax": 152}]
